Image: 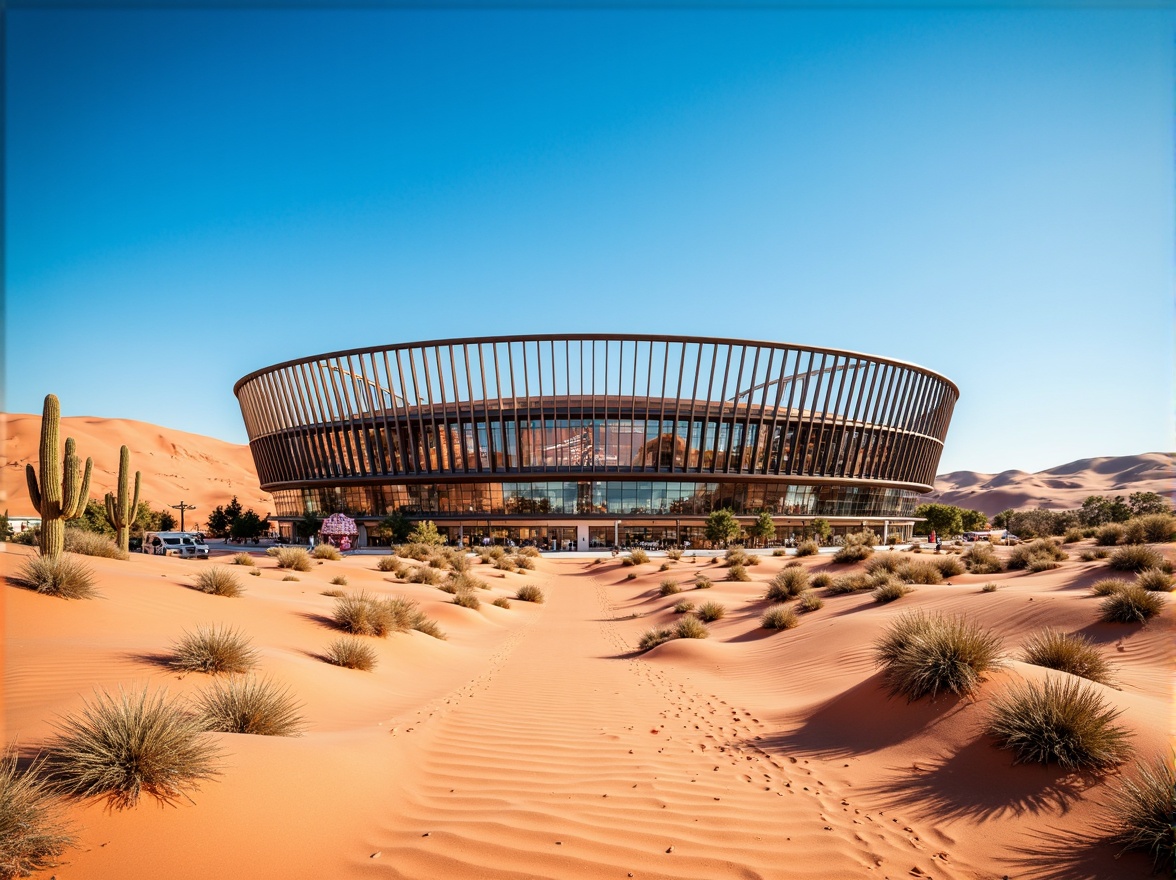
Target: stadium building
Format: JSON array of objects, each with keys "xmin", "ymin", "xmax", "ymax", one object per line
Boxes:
[{"xmin": 234, "ymin": 335, "xmax": 957, "ymax": 550}]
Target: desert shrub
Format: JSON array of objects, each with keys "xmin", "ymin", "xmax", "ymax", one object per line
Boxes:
[
  {"xmin": 875, "ymin": 612, "xmax": 1004, "ymax": 701},
  {"xmin": 516, "ymin": 546, "xmax": 540, "ymax": 558},
  {"xmin": 375, "ymin": 556, "xmax": 400, "ymax": 573},
  {"xmin": 676, "ymin": 615, "xmax": 709, "ymax": 639},
  {"xmin": 248, "ymin": 569, "xmax": 260, "ymax": 577},
  {"xmin": 666, "ymin": 548, "xmax": 683, "ymax": 561},
  {"xmin": 658, "ymin": 580, "xmax": 682, "ymax": 596},
  {"xmin": 628, "ymin": 548, "xmax": 649, "ymax": 565},
  {"xmin": 332, "ymin": 591, "xmax": 404, "ymax": 637},
  {"xmin": 796, "ymin": 591, "xmax": 824, "ymax": 612},
  {"xmin": 795, "ymin": 540, "xmax": 819, "ymax": 557},
  {"xmin": 727, "ymin": 564, "xmax": 750, "ymax": 582},
  {"xmin": 1020, "ymin": 629, "xmax": 1113, "ymax": 685},
  {"xmin": 895, "ymin": 560, "xmax": 943, "ymax": 585},
  {"xmin": 168, "ymin": 625, "xmax": 259, "ymax": 675},
  {"xmin": 1007, "ymin": 539, "xmax": 1068, "ymax": 572},
  {"xmin": 760, "ymin": 604, "xmax": 799, "ymax": 630},
  {"xmin": 322, "ymin": 588, "xmax": 346, "ymax": 598},
  {"xmin": 231, "ymin": 552, "xmax": 255, "ymax": 566},
  {"xmin": 13, "ymin": 554, "xmax": 97, "ymax": 600},
  {"xmin": 673, "ymin": 599, "xmax": 695, "ymax": 614},
  {"xmin": 449, "ymin": 572, "xmax": 489, "ymax": 592},
  {"xmin": 873, "ymin": 581, "xmax": 913, "ymax": 603},
  {"xmin": 935, "ymin": 555, "xmax": 965, "ymax": 578},
  {"xmin": 265, "ymin": 546, "xmax": 281, "ymax": 557},
  {"xmin": 771, "ymin": 548, "xmax": 787, "ymax": 557},
  {"xmin": 866, "ymin": 554, "xmax": 902, "ymax": 575},
  {"xmin": 696, "ymin": 601, "xmax": 726, "ymax": 622},
  {"xmin": 452, "ymin": 590, "xmax": 481, "ymax": 609},
  {"xmin": 275, "ymin": 548, "xmax": 313, "ymax": 572},
  {"xmin": 1090, "ymin": 578, "xmax": 1131, "ymax": 596},
  {"xmin": 64, "ymin": 528, "xmax": 128, "ymax": 560},
  {"xmin": 745, "ymin": 554, "xmax": 761, "ymax": 566},
  {"xmin": 963, "ymin": 542, "xmax": 1003, "ymax": 574},
  {"xmin": 1135, "ymin": 513, "xmax": 1176, "ymax": 544},
  {"xmin": 766, "ymin": 567, "xmax": 810, "ymax": 601},
  {"xmin": 194, "ymin": 566, "xmax": 243, "ymax": 598},
  {"xmin": 638, "ymin": 627, "xmax": 676, "ymax": 651},
  {"xmin": 809, "ymin": 572, "xmax": 831, "ymax": 589},
  {"xmin": 1135, "ymin": 568, "xmax": 1174, "ymax": 592},
  {"xmin": 408, "ymin": 566, "xmax": 443, "ymax": 585},
  {"xmin": 426, "ymin": 553, "xmax": 449, "ymax": 570},
  {"xmin": 195, "ymin": 676, "xmax": 305, "ymax": 737},
  {"xmin": 493, "ymin": 556, "xmax": 517, "ymax": 572},
  {"xmin": 1100, "ymin": 586, "xmax": 1165, "ymax": 623},
  {"xmin": 1108, "ymin": 545, "xmax": 1170, "ymax": 574},
  {"xmin": 396, "ymin": 543, "xmax": 432, "ymax": 561},
  {"xmin": 1079, "ymin": 549, "xmax": 1099, "ymax": 562},
  {"xmin": 323, "ymin": 636, "xmax": 378, "ymax": 671},
  {"xmin": 826, "ymin": 572, "xmax": 877, "ymax": 594},
  {"xmin": 0, "ymin": 746, "xmax": 76, "ymax": 877},
  {"xmin": 985, "ymin": 677, "xmax": 1132, "ymax": 769},
  {"xmin": 492, "ymin": 597, "xmax": 511, "ymax": 609},
  {"xmin": 1095, "ymin": 524, "xmax": 1126, "ymax": 546},
  {"xmin": 982, "ymin": 583, "xmax": 998, "ymax": 593},
  {"xmin": 327, "ymin": 575, "xmax": 348, "ymax": 587},
  {"xmin": 625, "ymin": 572, "xmax": 637, "ymax": 580},
  {"xmin": 310, "ymin": 544, "xmax": 342, "ymax": 561},
  {"xmin": 724, "ymin": 548, "xmax": 748, "ymax": 567},
  {"xmin": 1102, "ymin": 756, "xmax": 1175, "ymax": 870},
  {"xmin": 515, "ymin": 584, "xmax": 545, "ymax": 603},
  {"xmin": 1063, "ymin": 529, "xmax": 1085, "ymax": 544},
  {"xmin": 281, "ymin": 575, "xmax": 299, "ymax": 582},
  {"xmin": 511, "ymin": 554, "xmax": 535, "ymax": 571},
  {"xmin": 833, "ymin": 530, "xmax": 878, "ymax": 563},
  {"xmin": 44, "ymin": 687, "xmax": 220, "ymax": 808},
  {"xmin": 694, "ymin": 574, "xmax": 712, "ymax": 589}
]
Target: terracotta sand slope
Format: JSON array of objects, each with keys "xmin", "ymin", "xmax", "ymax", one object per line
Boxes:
[{"xmin": 4, "ymin": 544, "xmax": 1172, "ymax": 879}]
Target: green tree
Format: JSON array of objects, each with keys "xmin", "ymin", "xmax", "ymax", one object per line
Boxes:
[
  {"xmin": 915, "ymin": 503, "xmax": 964, "ymax": 538},
  {"xmin": 376, "ymin": 511, "xmax": 412, "ymax": 544},
  {"xmin": 205, "ymin": 496, "xmax": 245, "ymax": 538},
  {"xmin": 959, "ymin": 508, "xmax": 988, "ymax": 532},
  {"xmin": 230, "ymin": 510, "xmax": 268, "ymax": 540},
  {"xmin": 1128, "ymin": 491, "xmax": 1170, "ymax": 517},
  {"xmin": 1079, "ymin": 495, "xmax": 1131, "ymax": 527},
  {"xmin": 407, "ymin": 520, "xmax": 445, "ymax": 545},
  {"xmin": 294, "ymin": 511, "xmax": 323, "ymax": 540},
  {"xmin": 0, "ymin": 510, "xmax": 12, "ymax": 541},
  {"xmin": 76, "ymin": 498, "xmax": 117, "ymax": 537},
  {"xmin": 805, "ymin": 518, "xmax": 831, "ymax": 543},
  {"xmin": 992, "ymin": 509, "xmax": 1014, "ymax": 529},
  {"xmin": 749, "ymin": 510, "xmax": 776, "ymax": 547},
  {"xmin": 704, "ymin": 508, "xmax": 741, "ymax": 547}
]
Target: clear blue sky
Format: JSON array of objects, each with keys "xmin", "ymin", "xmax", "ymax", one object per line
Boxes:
[{"xmin": 6, "ymin": 6, "xmax": 1173, "ymax": 475}]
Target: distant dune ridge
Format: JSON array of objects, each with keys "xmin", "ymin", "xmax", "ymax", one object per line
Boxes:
[
  {"xmin": 931, "ymin": 453, "xmax": 1174, "ymax": 517},
  {"xmin": 2, "ymin": 413, "xmax": 273, "ymax": 519}
]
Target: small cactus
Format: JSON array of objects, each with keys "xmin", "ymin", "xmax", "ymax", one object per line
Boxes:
[
  {"xmin": 25, "ymin": 394, "xmax": 92, "ymax": 559},
  {"xmin": 104, "ymin": 445, "xmax": 141, "ymax": 554}
]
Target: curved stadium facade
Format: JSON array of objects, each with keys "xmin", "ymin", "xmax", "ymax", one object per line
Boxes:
[{"xmin": 234, "ymin": 335, "xmax": 958, "ymax": 550}]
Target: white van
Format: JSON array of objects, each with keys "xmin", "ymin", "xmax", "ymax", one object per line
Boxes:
[{"xmin": 143, "ymin": 532, "xmax": 209, "ymax": 558}]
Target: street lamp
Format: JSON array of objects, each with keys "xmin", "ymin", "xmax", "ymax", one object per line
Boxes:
[
  {"xmin": 614, "ymin": 519, "xmax": 621, "ymax": 549},
  {"xmin": 170, "ymin": 502, "xmax": 196, "ymax": 532}
]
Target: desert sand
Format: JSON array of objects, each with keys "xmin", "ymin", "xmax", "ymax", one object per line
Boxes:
[
  {"xmin": 932, "ymin": 453, "xmax": 1174, "ymax": 517},
  {"xmin": 2, "ymin": 414, "xmax": 273, "ymax": 519},
  {"xmin": 4, "ymin": 541, "xmax": 1171, "ymax": 879}
]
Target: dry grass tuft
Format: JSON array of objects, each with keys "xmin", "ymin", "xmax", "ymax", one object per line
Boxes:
[
  {"xmin": 963, "ymin": 542, "xmax": 1003, "ymax": 574},
  {"xmin": 1100, "ymin": 585, "xmax": 1165, "ymax": 624},
  {"xmin": 64, "ymin": 528, "xmax": 128, "ymax": 560},
  {"xmin": 795, "ymin": 540, "xmax": 819, "ymax": 557},
  {"xmin": 1090, "ymin": 578, "xmax": 1131, "ymax": 597},
  {"xmin": 1108, "ymin": 545, "xmax": 1170, "ymax": 574},
  {"xmin": 1102, "ymin": 756, "xmax": 1175, "ymax": 870},
  {"xmin": 694, "ymin": 574, "xmax": 712, "ymax": 589},
  {"xmin": 658, "ymin": 580, "xmax": 682, "ymax": 596},
  {"xmin": 231, "ymin": 552, "xmax": 255, "ymax": 566},
  {"xmin": 895, "ymin": 559, "xmax": 943, "ymax": 585},
  {"xmin": 452, "ymin": 590, "xmax": 481, "ymax": 609},
  {"xmin": 375, "ymin": 556, "xmax": 402, "ymax": 574},
  {"xmin": 331, "ymin": 590, "xmax": 403, "ymax": 637},
  {"xmin": 873, "ymin": 581, "xmax": 913, "ymax": 603},
  {"xmin": 981, "ymin": 583, "xmax": 999, "ymax": 593},
  {"xmin": 761, "ymin": 604, "xmax": 799, "ymax": 630},
  {"xmin": 727, "ymin": 563, "xmax": 750, "ymax": 582},
  {"xmin": 513, "ymin": 554, "xmax": 536, "ymax": 570},
  {"xmin": 628, "ymin": 548, "xmax": 649, "ymax": 565},
  {"xmin": 275, "ymin": 547, "xmax": 313, "ymax": 572},
  {"xmin": 985, "ymin": 677, "xmax": 1132, "ymax": 769},
  {"xmin": 281, "ymin": 575, "xmax": 299, "ymax": 582},
  {"xmin": 675, "ymin": 615, "xmax": 709, "ymax": 639},
  {"xmin": 329, "ymin": 575, "xmax": 348, "ymax": 586},
  {"xmin": 766, "ymin": 567, "xmax": 810, "ymax": 601},
  {"xmin": 194, "ymin": 566, "xmax": 243, "ymax": 598},
  {"xmin": 515, "ymin": 584, "xmax": 545, "ymax": 603},
  {"xmin": 195, "ymin": 676, "xmax": 305, "ymax": 737},
  {"xmin": 1008, "ymin": 539, "xmax": 1068, "ymax": 572},
  {"xmin": 673, "ymin": 599, "xmax": 695, "ymax": 614},
  {"xmin": 935, "ymin": 555, "xmax": 965, "ymax": 578},
  {"xmin": 1096, "ymin": 523, "xmax": 1126, "ymax": 546},
  {"xmin": 666, "ymin": 548, "xmax": 683, "ymax": 561},
  {"xmin": 168, "ymin": 625, "xmax": 259, "ymax": 675},
  {"xmin": 311, "ymin": 544, "xmax": 342, "ymax": 560},
  {"xmin": 696, "ymin": 601, "xmax": 726, "ymax": 622},
  {"xmin": 0, "ymin": 747, "xmax": 76, "ymax": 876},
  {"xmin": 14, "ymin": 554, "xmax": 97, "ymax": 599},
  {"xmin": 44, "ymin": 687, "xmax": 220, "ymax": 808},
  {"xmin": 407, "ymin": 566, "xmax": 443, "ymax": 585},
  {"xmin": 1020, "ymin": 629, "xmax": 1114, "ymax": 685},
  {"xmin": 875, "ymin": 611, "xmax": 1003, "ymax": 701},
  {"xmin": 638, "ymin": 627, "xmax": 676, "ymax": 651},
  {"xmin": 1135, "ymin": 568, "xmax": 1174, "ymax": 592},
  {"xmin": 1080, "ymin": 548, "xmax": 1110, "ymax": 562},
  {"xmin": 491, "ymin": 596, "xmax": 511, "ymax": 609},
  {"xmin": 323, "ymin": 636, "xmax": 378, "ymax": 671},
  {"xmin": 796, "ymin": 591, "xmax": 824, "ymax": 612}
]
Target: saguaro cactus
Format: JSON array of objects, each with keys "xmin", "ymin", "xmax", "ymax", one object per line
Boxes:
[
  {"xmin": 104, "ymin": 445, "xmax": 141, "ymax": 554},
  {"xmin": 25, "ymin": 394, "xmax": 93, "ymax": 559}
]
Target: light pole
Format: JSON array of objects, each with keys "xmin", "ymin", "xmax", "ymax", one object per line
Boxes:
[
  {"xmin": 170, "ymin": 502, "xmax": 196, "ymax": 532},
  {"xmin": 614, "ymin": 519, "xmax": 621, "ymax": 549}
]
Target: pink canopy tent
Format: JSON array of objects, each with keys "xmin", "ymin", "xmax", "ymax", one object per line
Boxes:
[{"xmin": 319, "ymin": 513, "xmax": 358, "ymax": 536}]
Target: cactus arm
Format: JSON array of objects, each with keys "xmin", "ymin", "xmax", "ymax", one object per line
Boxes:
[
  {"xmin": 26, "ymin": 464, "xmax": 41, "ymax": 512},
  {"xmin": 105, "ymin": 492, "xmax": 118, "ymax": 528},
  {"xmin": 131, "ymin": 471, "xmax": 141, "ymax": 519},
  {"xmin": 70, "ymin": 457, "xmax": 92, "ymax": 520},
  {"xmin": 62, "ymin": 438, "xmax": 80, "ymax": 519}
]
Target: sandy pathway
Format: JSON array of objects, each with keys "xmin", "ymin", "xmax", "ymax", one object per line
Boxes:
[{"xmin": 366, "ymin": 565, "xmax": 944, "ymax": 880}]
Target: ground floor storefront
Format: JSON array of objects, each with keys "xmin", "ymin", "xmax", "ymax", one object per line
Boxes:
[{"xmin": 275, "ymin": 516, "xmax": 915, "ymax": 550}]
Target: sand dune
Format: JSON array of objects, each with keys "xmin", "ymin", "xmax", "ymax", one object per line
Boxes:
[
  {"xmin": 2, "ymin": 413, "xmax": 272, "ymax": 519},
  {"xmin": 4, "ymin": 542, "xmax": 1170, "ymax": 879},
  {"xmin": 933, "ymin": 452, "xmax": 1174, "ymax": 516}
]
